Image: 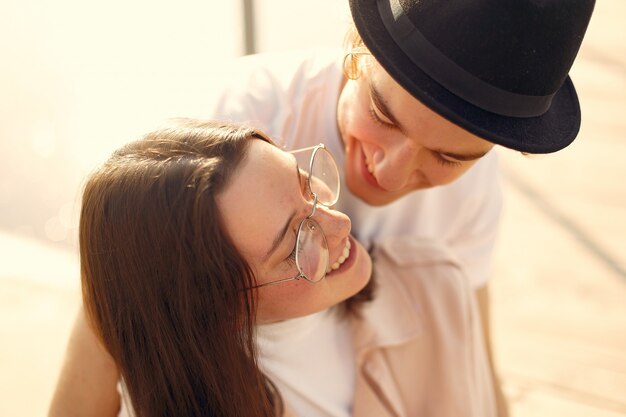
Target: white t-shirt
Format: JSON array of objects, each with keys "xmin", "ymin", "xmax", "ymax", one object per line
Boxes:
[
  {"xmin": 117, "ymin": 380, "xmax": 134, "ymax": 417},
  {"xmin": 257, "ymin": 309, "xmax": 355, "ymax": 417},
  {"xmin": 208, "ymin": 47, "xmax": 502, "ymax": 289},
  {"xmin": 117, "ymin": 309, "xmax": 356, "ymax": 417}
]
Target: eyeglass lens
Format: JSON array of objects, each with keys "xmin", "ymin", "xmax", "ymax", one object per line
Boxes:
[
  {"xmin": 292, "ymin": 145, "xmax": 340, "ymax": 207},
  {"xmin": 290, "ymin": 145, "xmax": 340, "ymax": 282},
  {"xmin": 309, "ymin": 148, "xmax": 339, "ymax": 206},
  {"xmin": 296, "ymin": 219, "xmax": 330, "ymax": 282}
]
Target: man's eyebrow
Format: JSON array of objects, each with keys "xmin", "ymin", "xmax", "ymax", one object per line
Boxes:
[
  {"xmin": 370, "ymin": 82, "xmax": 489, "ymax": 162},
  {"xmin": 262, "ymin": 159, "xmax": 300, "ymax": 262},
  {"xmin": 436, "ymin": 149, "xmax": 490, "ymax": 161},
  {"xmin": 369, "ymin": 82, "xmax": 408, "ymax": 134}
]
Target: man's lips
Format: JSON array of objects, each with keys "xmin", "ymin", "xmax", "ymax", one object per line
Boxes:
[{"xmin": 358, "ymin": 143, "xmax": 385, "ymax": 190}]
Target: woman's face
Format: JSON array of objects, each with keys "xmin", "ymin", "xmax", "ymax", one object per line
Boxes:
[
  {"xmin": 336, "ymin": 58, "xmax": 495, "ymax": 206},
  {"xmin": 217, "ymin": 139, "xmax": 372, "ymax": 324}
]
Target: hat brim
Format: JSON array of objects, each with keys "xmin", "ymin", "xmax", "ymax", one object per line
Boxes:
[{"xmin": 350, "ymin": 0, "xmax": 581, "ymax": 154}]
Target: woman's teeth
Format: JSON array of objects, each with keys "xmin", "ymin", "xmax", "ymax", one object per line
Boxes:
[{"xmin": 329, "ymin": 239, "xmax": 352, "ymax": 272}]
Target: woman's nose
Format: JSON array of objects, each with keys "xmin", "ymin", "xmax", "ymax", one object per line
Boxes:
[{"xmin": 313, "ymin": 204, "xmax": 351, "ymax": 247}]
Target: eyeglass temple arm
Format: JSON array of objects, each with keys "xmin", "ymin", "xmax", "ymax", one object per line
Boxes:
[
  {"xmin": 307, "ymin": 193, "xmax": 318, "ymax": 219},
  {"xmin": 249, "ymin": 273, "xmax": 305, "ymax": 289},
  {"xmin": 287, "ymin": 143, "xmax": 325, "ymax": 155}
]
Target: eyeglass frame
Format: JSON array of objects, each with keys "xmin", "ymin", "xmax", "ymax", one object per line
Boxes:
[{"xmin": 250, "ymin": 143, "xmax": 339, "ymax": 289}]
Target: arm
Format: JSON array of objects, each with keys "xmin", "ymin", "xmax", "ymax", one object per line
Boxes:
[
  {"xmin": 475, "ymin": 285, "xmax": 509, "ymax": 417},
  {"xmin": 48, "ymin": 306, "xmax": 121, "ymax": 417}
]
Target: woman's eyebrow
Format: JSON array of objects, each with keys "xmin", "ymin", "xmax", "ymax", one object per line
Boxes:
[{"xmin": 262, "ymin": 159, "xmax": 301, "ymax": 262}]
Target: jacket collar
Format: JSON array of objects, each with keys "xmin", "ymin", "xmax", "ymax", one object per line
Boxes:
[
  {"xmin": 350, "ymin": 246, "xmax": 424, "ymax": 354},
  {"xmin": 348, "ymin": 245, "xmax": 426, "ymax": 417}
]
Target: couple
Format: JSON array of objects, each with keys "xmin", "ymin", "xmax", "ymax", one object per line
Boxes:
[{"xmin": 50, "ymin": 1, "xmax": 595, "ymax": 416}]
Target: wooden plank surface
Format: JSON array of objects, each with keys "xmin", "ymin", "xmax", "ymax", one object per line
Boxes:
[
  {"xmin": 1, "ymin": 1, "xmax": 625, "ymax": 417},
  {"xmin": 490, "ymin": 6, "xmax": 626, "ymax": 412}
]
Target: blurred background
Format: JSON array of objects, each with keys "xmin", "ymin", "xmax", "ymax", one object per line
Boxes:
[{"xmin": 0, "ymin": 1, "xmax": 624, "ymax": 416}]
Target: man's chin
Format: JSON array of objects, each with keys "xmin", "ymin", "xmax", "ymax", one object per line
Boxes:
[
  {"xmin": 345, "ymin": 178, "xmax": 400, "ymax": 206},
  {"xmin": 346, "ymin": 175, "xmax": 434, "ymax": 206}
]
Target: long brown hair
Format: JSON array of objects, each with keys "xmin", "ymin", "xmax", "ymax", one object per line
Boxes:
[{"xmin": 80, "ymin": 119, "xmax": 280, "ymax": 417}]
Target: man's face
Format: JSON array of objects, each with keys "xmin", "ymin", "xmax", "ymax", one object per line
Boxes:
[{"xmin": 336, "ymin": 59, "xmax": 495, "ymax": 206}]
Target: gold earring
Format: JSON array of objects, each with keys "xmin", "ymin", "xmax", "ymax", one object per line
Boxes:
[{"xmin": 342, "ymin": 52, "xmax": 360, "ymax": 80}]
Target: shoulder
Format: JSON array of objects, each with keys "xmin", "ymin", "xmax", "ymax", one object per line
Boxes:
[
  {"xmin": 374, "ymin": 237, "xmax": 461, "ymax": 264},
  {"xmin": 207, "ymin": 48, "xmax": 343, "ymax": 146},
  {"xmin": 372, "ymin": 237, "xmax": 471, "ymax": 307},
  {"xmin": 372, "ymin": 238, "xmax": 469, "ymax": 293},
  {"xmin": 216, "ymin": 48, "xmax": 342, "ymax": 100},
  {"xmin": 352, "ymin": 238, "xmax": 477, "ymax": 349}
]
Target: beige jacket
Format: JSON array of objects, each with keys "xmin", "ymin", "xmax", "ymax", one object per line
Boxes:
[{"xmin": 285, "ymin": 238, "xmax": 497, "ymax": 417}]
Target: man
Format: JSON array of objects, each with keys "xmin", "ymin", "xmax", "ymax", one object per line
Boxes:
[{"xmin": 206, "ymin": 0, "xmax": 595, "ymax": 414}]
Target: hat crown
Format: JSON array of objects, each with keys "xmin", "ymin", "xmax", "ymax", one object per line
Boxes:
[
  {"xmin": 349, "ymin": 0, "xmax": 595, "ymax": 152},
  {"xmin": 400, "ymin": 0, "xmax": 595, "ymax": 96}
]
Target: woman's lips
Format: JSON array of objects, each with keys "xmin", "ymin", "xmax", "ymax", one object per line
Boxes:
[{"xmin": 326, "ymin": 236, "xmax": 357, "ymax": 277}]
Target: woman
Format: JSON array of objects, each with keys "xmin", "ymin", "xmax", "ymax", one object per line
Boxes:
[{"xmin": 50, "ymin": 119, "xmax": 495, "ymax": 417}]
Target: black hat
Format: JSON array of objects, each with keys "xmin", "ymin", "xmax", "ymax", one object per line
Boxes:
[{"xmin": 349, "ymin": 0, "xmax": 595, "ymax": 153}]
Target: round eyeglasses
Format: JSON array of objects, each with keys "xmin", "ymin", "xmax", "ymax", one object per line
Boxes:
[{"xmin": 252, "ymin": 144, "xmax": 340, "ymax": 289}]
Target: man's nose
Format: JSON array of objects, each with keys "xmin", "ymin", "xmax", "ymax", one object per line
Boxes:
[{"xmin": 375, "ymin": 140, "xmax": 421, "ymax": 191}]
